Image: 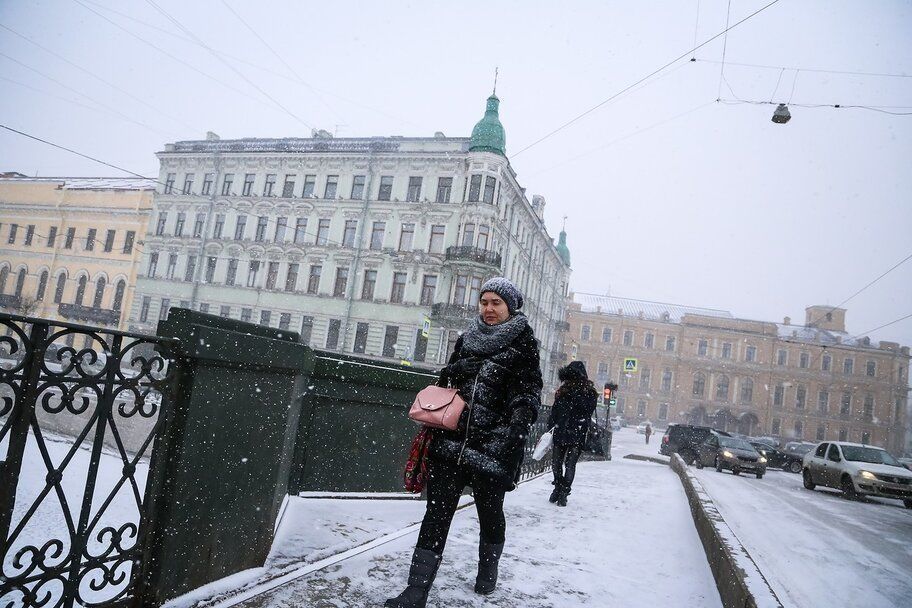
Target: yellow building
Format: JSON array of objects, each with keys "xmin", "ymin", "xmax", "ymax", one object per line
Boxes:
[{"xmin": 0, "ymin": 177, "xmax": 154, "ymax": 333}]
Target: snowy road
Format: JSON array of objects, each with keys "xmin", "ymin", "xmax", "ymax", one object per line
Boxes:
[{"xmin": 692, "ymin": 465, "xmax": 912, "ymax": 608}]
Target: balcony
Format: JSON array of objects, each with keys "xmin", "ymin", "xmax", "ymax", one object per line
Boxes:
[
  {"xmin": 553, "ymin": 320, "xmax": 570, "ymax": 332},
  {"xmin": 430, "ymin": 303, "xmax": 476, "ymax": 326},
  {"xmin": 0, "ymin": 294, "xmax": 22, "ymax": 309},
  {"xmin": 58, "ymin": 303, "xmax": 121, "ymax": 326},
  {"xmin": 444, "ymin": 246, "xmax": 502, "ymax": 269}
]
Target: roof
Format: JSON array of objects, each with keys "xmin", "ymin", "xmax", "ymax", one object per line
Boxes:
[
  {"xmin": 0, "ymin": 176, "xmax": 156, "ymax": 190},
  {"xmin": 572, "ymin": 293, "xmax": 733, "ymax": 323},
  {"xmin": 775, "ymin": 324, "xmax": 882, "ymax": 349},
  {"xmin": 469, "ymin": 94, "xmax": 506, "ymax": 156},
  {"xmin": 164, "ymin": 136, "xmax": 470, "ymax": 155}
]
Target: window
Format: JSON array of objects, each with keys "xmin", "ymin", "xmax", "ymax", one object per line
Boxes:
[
  {"xmin": 182, "ymin": 173, "xmax": 194, "ymax": 194},
  {"xmin": 399, "ymin": 223, "xmax": 415, "ymax": 251},
  {"xmin": 581, "ymin": 325, "xmax": 591, "ymax": 341},
  {"xmin": 266, "ymin": 262, "xmax": 279, "ymax": 290},
  {"xmin": 193, "ymin": 213, "xmax": 205, "ymax": 238},
  {"xmin": 260, "ymin": 310, "xmax": 272, "ymax": 326},
  {"xmin": 436, "ymin": 177, "xmax": 452, "ymax": 203},
  {"xmin": 745, "ymin": 346, "xmax": 757, "ymax": 362},
  {"xmin": 623, "ymin": 330, "xmax": 633, "ymax": 346},
  {"xmin": 199, "ymin": 303, "xmax": 209, "ymax": 313},
  {"xmin": 771, "ymin": 418, "xmax": 781, "ymax": 436},
  {"xmin": 285, "ymin": 263, "xmax": 299, "ymax": 292},
  {"xmin": 468, "ymin": 277, "xmax": 482, "ymax": 304},
  {"xmin": 333, "ymin": 267, "xmax": 349, "ymax": 297},
  {"xmin": 281, "ymin": 174, "xmax": 296, "ymax": 198},
  {"xmin": 353, "ymin": 322, "xmax": 369, "ymax": 354},
  {"xmin": 362, "ymin": 270, "xmax": 377, "ymax": 300},
  {"xmin": 639, "ymin": 368, "xmax": 651, "ymax": 390},
  {"xmin": 326, "ymin": 319, "xmax": 341, "ymax": 349},
  {"xmin": 843, "ymin": 358, "xmax": 854, "ymax": 375},
  {"xmin": 226, "ymin": 259, "xmax": 238, "ymax": 286},
  {"xmin": 822, "ymin": 354, "xmax": 831, "ymax": 371},
  {"xmin": 241, "ymin": 308, "xmax": 252, "ymax": 323},
  {"xmin": 307, "ymin": 265, "xmax": 322, "ymax": 294},
  {"xmin": 598, "ymin": 362, "xmax": 609, "ymax": 377},
  {"xmin": 453, "ymin": 275, "xmax": 468, "ymax": 305},
  {"xmin": 370, "ymin": 222, "xmax": 385, "ymax": 250},
  {"xmin": 300, "ymin": 316, "xmax": 313, "ymax": 345},
  {"xmin": 139, "ymin": 296, "xmax": 151, "ymax": 322},
  {"xmin": 740, "ymin": 378, "xmax": 754, "ymax": 403},
  {"xmin": 644, "ymin": 333, "xmax": 654, "ymax": 349},
  {"xmin": 202, "ymin": 173, "xmax": 214, "ymax": 195},
  {"xmin": 794, "ymin": 419, "xmax": 803, "ymax": 439},
  {"xmin": 382, "ymin": 326, "xmax": 399, "ymax": 357},
  {"xmin": 413, "ymin": 328, "xmax": 428, "ymax": 362},
  {"xmin": 264, "ymin": 173, "xmax": 276, "ymax": 196},
  {"xmin": 777, "ymin": 349, "xmax": 787, "ymax": 366},
  {"xmin": 205, "ymin": 257, "xmax": 217, "ymax": 283},
  {"xmin": 378, "ymin": 176, "xmax": 393, "ymax": 201},
  {"xmin": 351, "ymin": 175, "xmax": 365, "ymax": 199},
  {"xmin": 477, "ymin": 225, "xmax": 490, "ymax": 250},
  {"xmin": 24, "ymin": 225, "xmax": 34, "ymax": 246},
  {"xmin": 274, "ymin": 217, "xmax": 287, "ymax": 242},
  {"xmin": 155, "ymin": 213, "xmax": 167, "ymax": 236},
  {"xmin": 221, "ymin": 173, "xmax": 234, "ymax": 195},
  {"xmin": 47, "ymin": 226, "xmax": 57, "ymax": 247},
  {"xmin": 220, "ymin": 305, "xmax": 231, "ymax": 319},
  {"xmin": 799, "ymin": 352, "xmax": 809, "ymax": 369},
  {"xmin": 774, "ymin": 384, "xmax": 785, "ymax": 407},
  {"xmin": 866, "ymin": 361, "xmax": 876, "ymax": 377},
  {"xmin": 73, "ymin": 275, "xmax": 87, "ymax": 305},
  {"xmin": 166, "ymin": 253, "xmax": 178, "ymax": 279},
  {"xmin": 390, "ymin": 272, "xmax": 407, "ymax": 303},
  {"xmin": 721, "ymin": 342, "xmax": 732, "ymax": 359},
  {"xmin": 796, "ymin": 386, "xmax": 806, "ymax": 409},
  {"xmin": 148, "ymin": 252, "xmax": 159, "ymax": 277},
  {"xmin": 184, "ymin": 255, "xmax": 197, "ymax": 282},
  {"xmin": 661, "ymin": 369, "xmax": 673, "ymax": 392},
  {"xmin": 461, "ymin": 223, "xmax": 475, "ymax": 247},
  {"xmin": 100, "ymin": 229, "xmax": 115, "ymax": 253},
  {"xmin": 637, "ymin": 400, "xmax": 646, "ymax": 417},
  {"xmin": 420, "ymin": 275, "xmax": 437, "ymax": 305},
  {"xmin": 159, "ymin": 298, "xmax": 170, "ymax": 321},
  {"xmin": 602, "ymin": 327, "xmax": 613, "ymax": 343},
  {"xmin": 255, "ymin": 216, "xmax": 268, "ymax": 242},
  {"xmin": 715, "ymin": 375, "xmax": 729, "ymax": 400},
  {"xmin": 343, "ymin": 220, "xmax": 358, "ymax": 247},
  {"xmin": 6, "ymin": 224, "xmax": 17, "ymax": 244},
  {"xmin": 483, "ymin": 176, "xmax": 496, "ymax": 203},
  {"xmin": 818, "ymin": 390, "xmax": 829, "ymax": 413},
  {"xmin": 658, "ymin": 403, "xmax": 669, "ymax": 421},
  {"xmin": 428, "ymin": 225, "xmax": 445, "ymax": 253},
  {"xmin": 324, "ymin": 175, "xmax": 338, "ymax": 199},
  {"xmin": 863, "ymin": 394, "xmax": 874, "ymax": 419},
  {"xmin": 36, "ymin": 271, "xmax": 48, "ymax": 301},
  {"xmin": 665, "ymin": 336, "xmax": 676, "ymax": 352},
  {"xmin": 468, "ymin": 175, "xmax": 482, "ymax": 202},
  {"xmin": 246, "ymin": 260, "xmax": 261, "ymax": 287},
  {"xmin": 164, "ymin": 173, "xmax": 175, "ymax": 193},
  {"xmin": 112, "ymin": 280, "xmax": 125, "ymax": 311},
  {"xmin": 860, "ymin": 431, "xmax": 871, "ymax": 444},
  {"xmin": 242, "ymin": 173, "xmax": 255, "ymax": 196},
  {"xmin": 841, "ymin": 391, "xmax": 852, "ymax": 416},
  {"xmin": 234, "ymin": 215, "xmax": 247, "ymax": 240},
  {"xmin": 698, "ymin": 339, "xmax": 708, "ymax": 356},
  {"xmin": 294, "ymin": 218, "xmax": 307, "ymax": 245},
  {"xmin": 171, "ymin": 213, "xmax": 185, "ymax": 238},
  {"xmin": 407, "ymin": 176, "xmax": 422, "ymax": 202},
  {"xmin": 212, "ymin": 214, "xmax": 225, "ymax": 239},
  {"xmin": 302, "ymin": 175, "xmax": 316, "ymax": 197},
  {"xmin": 816, "ymin": 425, "xmax": 826, "ymax": 441},
  {"xmin": 838, "ymin": 428, "xmax": 848, "ymax": 441},
  {"xmin": 316, "ymin": 219, "xmax": 330, "ymax": 246}
]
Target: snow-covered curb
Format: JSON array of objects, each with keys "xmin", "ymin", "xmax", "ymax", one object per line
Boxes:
[{"xmin": 670, "ymin": 454, "xmax": 784, "ymax": 608}]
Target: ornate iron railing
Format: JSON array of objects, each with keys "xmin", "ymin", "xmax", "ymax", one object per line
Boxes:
[
  {"xmin": 444, "ymin": 246, "xmax": 502, "ymax": 269},
  {"xmin": 0, "ymin": 312, "xmax": 178, "ymax": 608},
  {"xmin": 429, "ymin": 303, "xmax": 476, "ymax": 324}
]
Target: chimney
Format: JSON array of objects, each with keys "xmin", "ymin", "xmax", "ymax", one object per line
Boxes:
[
  {"xmin": 783, "ymin": 316, "xmax": 791, "ymax": 325},
  {"xmin": 206, "ymin": 131, "xmax": 220, "ymax": 141}
]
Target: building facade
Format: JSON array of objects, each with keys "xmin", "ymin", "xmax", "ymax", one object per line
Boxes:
[
  {"xmin": 566, "ymin": 293, "xmax": 911, "ymax": 454},
  {"xmin": 0, "ymin": 177, "xmax": 154, "ymax": 333},
  {"xmin": 129, "ymin": 95, "xmax": 571, "ymax": 387}
]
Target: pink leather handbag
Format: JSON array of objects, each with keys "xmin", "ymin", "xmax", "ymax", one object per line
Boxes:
[{"xmin": 409, "ymin": 385, "xmax": 467, "ymax": 431}]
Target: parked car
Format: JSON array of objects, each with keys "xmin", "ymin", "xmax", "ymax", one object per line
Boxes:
[
  {"xmin": 659, "ymin": 424, "xmax": 729, "ymax": 464},
  {"xmin": 636, "ymin": 421, "xmax": 653, "ymax": 434},
  {"xmin": 609, "ymin": 416, "xmax": 622, "ymax": 431},
  {"xmin": 784, "ymin": 441, "xmax": 816, "ymax": 459},
  {"xmin": 802, "ymin": 442, "xmax": 912, "ymax": 508},
  {"xmin": 695, "ymin": 434, "xmax": 767, "ymax": 478},
  {"xmin": 899, "ymin": 457, "xmax": 912, "ymax": 472},
  {"xmin": 750, "ymin": 435, "xmax": 782, "ymax": 449},
  {"xmin": 750, "ymin": 441, "xmax": 803, "ymax": 473}
]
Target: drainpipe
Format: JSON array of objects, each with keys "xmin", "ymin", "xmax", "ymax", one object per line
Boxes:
[
  {"xmin": 340, "ymin": 152, "xmax": 376, "ymax": 351},
  {"xmin": 189, "ymin": 153, "xmax": 222, "ymax": 308}
]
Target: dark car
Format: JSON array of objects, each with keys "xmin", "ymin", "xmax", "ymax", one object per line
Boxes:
[
  {"xmin": 659, "ymin": 424, "xmax": 730, "ymax": 464},
  {"xmin": 695, "ymin": 434, "xmax": 767, "ymax": 478},
  {"xmin": 749, "ymin": 441, "xmax": 804, "ymax": 473}
]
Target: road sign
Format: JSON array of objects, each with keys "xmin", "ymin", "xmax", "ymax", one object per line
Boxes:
[
  {"xmin": 421, "ymin": 316, "xmax": 431, "ymax": 338},
  {"xmin": 623, "ymin": 357, "xmax": 638, "ymax": 373}
]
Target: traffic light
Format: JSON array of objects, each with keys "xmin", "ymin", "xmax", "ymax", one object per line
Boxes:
[{"xmin": 604, "ymin": 382, "xmax": 618, "ymax": 407}]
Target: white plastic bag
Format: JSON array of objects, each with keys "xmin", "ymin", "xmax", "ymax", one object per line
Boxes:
[{"xmin": 531, "ymin": 427, "xmax": 554, "ymax": 461}]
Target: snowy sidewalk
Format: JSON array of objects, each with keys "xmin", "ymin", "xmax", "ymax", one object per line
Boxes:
[{"xmin": 191, "ymin": 435, "xmax": 720, "ymax": 608}]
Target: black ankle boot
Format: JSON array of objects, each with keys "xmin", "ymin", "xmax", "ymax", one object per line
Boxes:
[
  {"xmin": 474, "ymin": 539, "xmax": 504, "ymax": 595},
  {"xmin": 385, "ymin": 547, "xmax": 442, "ymax": 608},
  {"xmin": 557, "ymin": 483, "xmax": 570, "ymax": 507}
]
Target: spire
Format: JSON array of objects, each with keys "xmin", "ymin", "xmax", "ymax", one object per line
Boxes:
[
  {"xmin": 556, "ymin": 219, "xmax": 571, "ymax": 267},
  {"xmin": 469, "ymin": 87, "xmax": 506, "ymax": 156}
]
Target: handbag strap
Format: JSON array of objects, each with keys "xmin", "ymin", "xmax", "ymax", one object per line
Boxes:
[{"xmin": 456, "ymin": 372, "xmax": 480, "ymax": 465}]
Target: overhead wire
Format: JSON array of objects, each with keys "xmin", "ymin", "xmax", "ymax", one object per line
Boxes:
[
  {"xmin": 716, "ymin": 0, "xmax": 733, "ymax": 100},
  {"xmin": 693, "ymin": 58, "xmax": 912, "ymax": 79},
  {"xmin": 717, "ymin": 98, "xmax": 912, "ymax": 115}
]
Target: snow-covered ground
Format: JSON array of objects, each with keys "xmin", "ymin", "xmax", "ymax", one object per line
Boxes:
[{"xmin": 693, "ymin": 463, "xmax": 912, "ymax": 608}]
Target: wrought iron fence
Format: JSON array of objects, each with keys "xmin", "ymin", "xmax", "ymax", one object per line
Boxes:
[
  {"xmin": 0, "ymin": 313, "xmax": 178, "ymax": 608},
  {"xmin": 519, "ymin": 404, "xmax": 552, "ymax": 481}
]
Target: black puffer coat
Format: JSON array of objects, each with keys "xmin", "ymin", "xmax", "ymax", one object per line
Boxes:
[
  {"xmin": 430, "ymin": 324, "xmax": 543, "ymax": 489},
  {"xmin": 547, "ymin": 383, "xmax": 598, "ymax": 446}
]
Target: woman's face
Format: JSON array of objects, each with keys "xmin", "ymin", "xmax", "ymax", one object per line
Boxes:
[{"xmin": 479, "ymin": 292, "xmax": 510, "ymax": 325}]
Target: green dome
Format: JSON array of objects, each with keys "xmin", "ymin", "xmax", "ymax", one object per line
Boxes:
[
  {"xmin": 556, "ymin": 229, "xmax": 571, "ymax": 267},
  {"xmin": 469, "ymin": 94, "xmax": 506, "ymax": 156}
]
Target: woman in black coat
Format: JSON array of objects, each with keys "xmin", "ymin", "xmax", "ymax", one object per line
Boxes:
[
  {"xmin": 547, "ymin": 361, "xmax": 598, "ymax": 506},
  {"xmin": 386, "ymin": 277, "xmax": 543, "ymax": 608}
]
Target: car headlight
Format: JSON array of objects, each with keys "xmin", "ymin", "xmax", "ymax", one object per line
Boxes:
[
  {"xmin": 759, "ymin": 457, "xmax": 767, "ymax": 463},
  {"xmin": 858, "ymin": 470, "xmax": 877, "ymax": 480},
  {"xmin": 722, "ymin": 450, "xmax": 734, "ymax": 458}
]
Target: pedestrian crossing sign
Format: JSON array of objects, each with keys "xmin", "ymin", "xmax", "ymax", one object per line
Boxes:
[{"xmin": 624, "ymin": 358, "xmax": 638, "ymax": 373}]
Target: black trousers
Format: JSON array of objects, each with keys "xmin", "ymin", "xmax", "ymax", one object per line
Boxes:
[
  {"xmin": 552, "ymin": 443, "xmax": 583, "ymax": 490},
  {"xmin": 416, "ymin": 457, "xmax": 507, "ymax": 554}
]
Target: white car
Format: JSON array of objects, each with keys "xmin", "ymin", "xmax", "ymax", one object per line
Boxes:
[{"xmin": 802, "ymin": 441, "xmax": 912, "ymax": 509}]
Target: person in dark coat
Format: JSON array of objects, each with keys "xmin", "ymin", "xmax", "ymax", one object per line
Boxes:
[
  {"xmin": 645, "ymin": 422, "xmax": 653, "ymax": 444},
  {"xmin": 547, "ymin": 361, "xmax": 598, "ymax": 507},
  {"xmin": 386, "ymin": 277, "xmax": 543, "ymax": 608}
]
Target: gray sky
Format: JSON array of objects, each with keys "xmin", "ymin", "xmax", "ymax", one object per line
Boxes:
[{"xmin": 1, "ymin": 0, "xmax": 910, "ymax": 346}]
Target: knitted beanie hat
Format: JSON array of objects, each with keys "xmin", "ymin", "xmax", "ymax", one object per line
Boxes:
[{"xmin": 479, "ymin": 276, "xmax": 524, "ymax": 314}]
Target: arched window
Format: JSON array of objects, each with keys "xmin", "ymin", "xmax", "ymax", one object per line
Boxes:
[
  {"xmin": 692, "ymin": 372, "xmax": 705, "ymax": 397},
  {"xmin": 36, "ymin": 271, "xmax": 49, "ymax": 301},
  {"xmin": 0, "ymin": 266, "xmax": 9, "ymax": 293},
  {"xmin": 54, "ymin": 273, "xmax": 67, "ymax": 303},
  {"xmin": 113, "ymin": 280, "xmax": 126, "ymax": 312},
  {"xmin": 93, "ymin": 277, "xmax": 106, "ymax": 308},
  {"xmin": 740, "ymin": 378, "xmax": 754, "ymax": 403},
  {"xmin": 14, "ymin": 268, "xmax": 27, "ymax": 297},
  {"xmin": 75, "ymin": 275, "xmax": 87, "ymax": 306},
  {"xmin": 715, "ymin": 375, "xmax": 730, "ymax": 400}
]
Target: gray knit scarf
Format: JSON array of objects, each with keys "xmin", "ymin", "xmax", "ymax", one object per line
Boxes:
[{"xmin": 461, "ymin": 313, "xmax": 528, "ymax": 356}]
